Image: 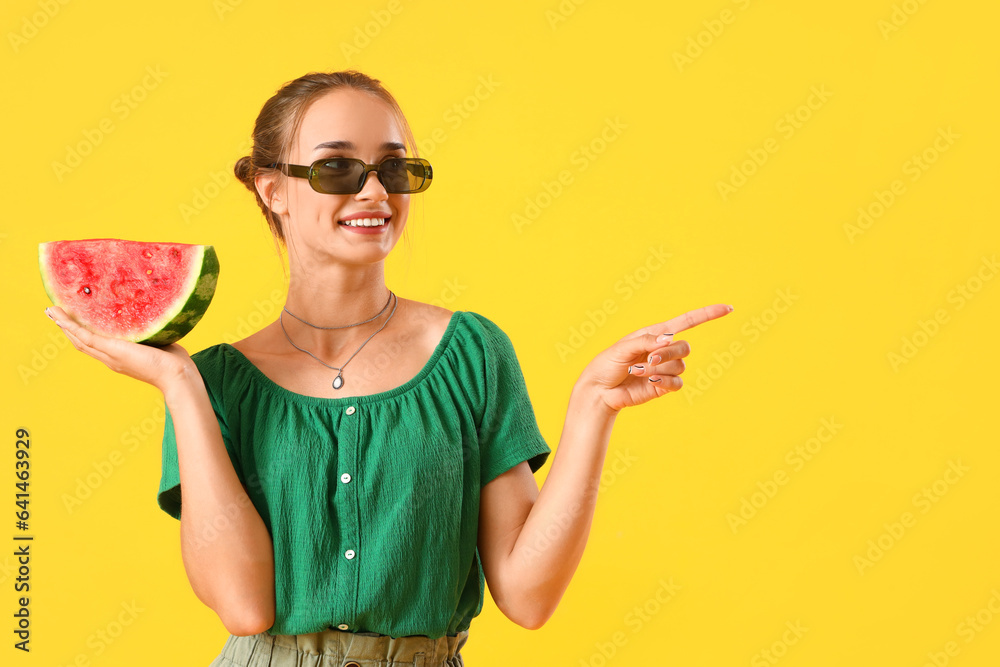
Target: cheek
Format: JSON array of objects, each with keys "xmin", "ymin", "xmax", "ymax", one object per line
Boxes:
[
  {"xmin": 391, "ymin": 195, "xmax": 410, "ymax": 220},
  {"xmin": 295, "ymin": 193, "xmax": 345, "ymax": 221},
  {"xmin": 392, "ymin": 211, "xmax": 409, "ymax": 237}
]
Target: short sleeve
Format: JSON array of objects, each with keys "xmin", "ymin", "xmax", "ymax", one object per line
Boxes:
[
  {"xmin": 157, "ymin": 402, "xmax": 183, "ymax": 519},
  {"xmin": 156, "ymin": 348, "xmax": 241, "ymax": 520},
  {"xmin": 477, "ymin": 323, "xmax": 551, "ymax": 487}
]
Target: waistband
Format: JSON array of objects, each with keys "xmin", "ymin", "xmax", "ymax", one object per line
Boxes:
[{"xmin": 220, "ymin": 626, "xmax": 469, "ymax": 666}]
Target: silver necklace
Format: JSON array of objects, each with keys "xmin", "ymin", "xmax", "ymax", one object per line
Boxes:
[
  {"xmin": 280, "ymin": 290, "xmax": 398, "ymax": 390},
  {"xmin": 283, "ymin": 289, "xmax": 393, "ymax": 329}
]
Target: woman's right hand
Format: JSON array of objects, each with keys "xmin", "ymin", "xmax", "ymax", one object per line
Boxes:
[{"xmin": 45, "ymin": 306, "xmax": 195, "ymax": 392}]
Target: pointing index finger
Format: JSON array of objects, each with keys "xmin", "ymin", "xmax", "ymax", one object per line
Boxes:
[{"xmin": 663, "ymin": 304, "xmax": 734, "ymax": 335}]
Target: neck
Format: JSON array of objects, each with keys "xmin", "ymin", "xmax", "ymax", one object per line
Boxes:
[{"xmin": 282, "ymin": 264, "xmax": 396, "ymax": 358}]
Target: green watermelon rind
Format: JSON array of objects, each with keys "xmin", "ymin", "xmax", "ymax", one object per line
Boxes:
[
  {"xmin": 139, "ymin": 245, "xmax": 220, "ymax": 346},
  {"xmin": 38, "ymin": 242, "xmax": 220, "ymax": 347}
]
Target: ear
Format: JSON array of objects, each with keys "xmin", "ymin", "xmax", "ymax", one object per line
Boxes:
[{"xmin": 255, "ymin": 171, "xmax": 288, "ymax": 218}]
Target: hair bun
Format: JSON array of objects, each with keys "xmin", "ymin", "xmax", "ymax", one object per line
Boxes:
[{"xmin": 234, "ymin": 155, "xmax": 255, "ymax": 189}]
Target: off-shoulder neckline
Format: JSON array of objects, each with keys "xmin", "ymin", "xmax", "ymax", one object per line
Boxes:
[{"xmin": 213, "ymin": 310, "xmax": 465, "ymax": 406}]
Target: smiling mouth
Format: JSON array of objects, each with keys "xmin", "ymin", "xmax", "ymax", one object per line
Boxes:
[{"xmin": 338, "ymin": 217, "xmax": 390, "ymax": 228}]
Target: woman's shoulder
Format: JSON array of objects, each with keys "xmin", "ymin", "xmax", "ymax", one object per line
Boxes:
[
  {"xmin": 454, "ymin": 309, "xmax": 516, "ymax": 345},
  {"xmin": 374, "ymin": 300, "xmax": 517, "ymax": 378},
  {"xmin": 187, "ymin": 342, "xmax": 239, "ymax": 383},
  {"xmin": 189, "ymin": 342, "xmax": 232, "ymax": 364},
  {"xmin": 405, "ymin": 301, "xmax": 513, "ymax": 352},
  {"xmin": 399, "ymin": 297, "xmax": 456, "ymax": 340}
]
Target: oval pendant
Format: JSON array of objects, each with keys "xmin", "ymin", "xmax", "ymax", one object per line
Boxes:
[{"xmin": 332, "ymin": 374, "xmax": 344, "ymax": 390}]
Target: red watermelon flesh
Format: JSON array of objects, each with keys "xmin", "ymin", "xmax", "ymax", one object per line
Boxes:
[{"xmin": 39, "ymin": 238, "xmax": 219, "ymax": 346}]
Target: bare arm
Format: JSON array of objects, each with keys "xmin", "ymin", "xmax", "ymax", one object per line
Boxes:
[
  {"xmin": 47, "ymin": 307, "xmax": 275, "ymax": 635},
  {"xmin": 478, "ymin": 382, "xmax": 613, "ymax": 629},
  {"xmin": 164, "ymin": 370, "xmax": 275, "ymax": 636},
  {"xmin": 478, "ymin": 304, "xmax": 733, "ymax": 627}
]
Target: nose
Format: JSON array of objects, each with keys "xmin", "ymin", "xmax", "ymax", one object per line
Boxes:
[{"xmin": 355, "ymin": 169, "xmax": 388, "ymax": 201}]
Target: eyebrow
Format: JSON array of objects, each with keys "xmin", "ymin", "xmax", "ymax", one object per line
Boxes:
[{"xmin": 313, "ymin": 140, "xmax": 406, "ymax": 153}]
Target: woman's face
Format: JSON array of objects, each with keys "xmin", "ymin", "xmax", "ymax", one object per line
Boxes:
[{"xmin": 264, "ymin": 87, "xmax": 411, "ymax": 270}]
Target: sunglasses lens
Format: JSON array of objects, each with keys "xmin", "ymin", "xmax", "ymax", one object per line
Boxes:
[
  {"xmin": 312, "ymin": 158, "xmax": 431, "ymax": 194},
  {"xmin": 314, "ymin": 159, "xmax": 362, "ymax": 194},
  {"xmin": 378, "ymin": 159, "xmax": 431, "ymax": 193},
  {"xmin": 378, "ymin": 159, "xmax": 414, "ymax": 192}
]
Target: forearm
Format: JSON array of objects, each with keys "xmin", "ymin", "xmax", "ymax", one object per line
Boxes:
[
  {"xmin": 163, "ymin": 368, "xmax": 275, "ymax": 635},
  {"xmin": 506, "ymin": 379, "xmax": 617, "ymax": 627}
]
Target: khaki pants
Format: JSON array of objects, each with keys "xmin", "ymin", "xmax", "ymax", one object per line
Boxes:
[{"xmin": 208, "ymin": 627, "xmax": 469, "ymax": 666}]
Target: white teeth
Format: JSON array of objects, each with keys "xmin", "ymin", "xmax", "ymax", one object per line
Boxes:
[{"xmin": 341, "ymin": 217, "xmax": 387, "ymax": 227}]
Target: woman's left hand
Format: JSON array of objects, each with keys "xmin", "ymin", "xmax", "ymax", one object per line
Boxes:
[{"xmin": 579, "ymin": 303, "xmax": 734, "ymax": 415}]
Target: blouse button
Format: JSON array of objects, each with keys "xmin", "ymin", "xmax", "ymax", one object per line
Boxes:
[
  {"xmin": 345, "ymin": 549, "xmax": 355, "ymax": 559},
  {"xmin": 341, "ymin": 473, "xmax": 352, "ymax": 484},
  {"xmin": 345, "ymin": 406, "xmax": 356, "ymax": 415},
  {"xmin": 337, "ymin": 623, "xmax": 349, "ymax": 630}
]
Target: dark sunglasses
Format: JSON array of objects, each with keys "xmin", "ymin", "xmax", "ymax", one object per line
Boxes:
[{"xmin": 265, "ymin": 157, "xmax": 433, "ymax": 194}]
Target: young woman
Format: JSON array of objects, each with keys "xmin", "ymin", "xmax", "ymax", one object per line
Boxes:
[{"xmin": 45, "ymin": 69, "xmax": 732, "ymax": 666}]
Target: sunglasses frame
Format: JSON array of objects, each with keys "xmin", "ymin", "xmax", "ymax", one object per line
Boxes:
[{"xmin": 265, "ymin": 157, "xmax": 433, "ymax": 195}]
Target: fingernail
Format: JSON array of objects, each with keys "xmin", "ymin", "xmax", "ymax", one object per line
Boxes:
[
  {"xmin": 657, "ymin": 332, "xmax": 673, "ymax": 342},
  {"xmin": 632, "ymin": 364, "xmax": 644, "ymax": 374},
  {"xmin": 647, "ymin": 354, "xmax": 661, "ymax": 365},
  {"xmin": 728, "ymin": 305, "xmax": 734, "ymax": 312},
  {"xmin": 648, "ymin": 376, "xmax": 661, "ymax": 383},
  {"xmin": 44, "ymin": 308, "xmax": 53, "ymax": 320}
]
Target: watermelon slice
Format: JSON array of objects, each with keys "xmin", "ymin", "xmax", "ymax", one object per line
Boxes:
[{"xmin": 39, "ymin": 238, "xmax": 219, "ymax": 346}]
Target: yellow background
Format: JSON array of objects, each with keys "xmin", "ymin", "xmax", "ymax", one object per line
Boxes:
[{"xmin": 2, "ymin": 0, "xmax": 998, "ymax": 665}]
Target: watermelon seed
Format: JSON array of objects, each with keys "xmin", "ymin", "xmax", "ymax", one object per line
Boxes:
[
  {"xmin": 83, "ymin": 287, "xmax": 91, "ymax": 295},
  {"xmin": 146, "ymin": 270, "xmax": 152, "ymax": 274}
]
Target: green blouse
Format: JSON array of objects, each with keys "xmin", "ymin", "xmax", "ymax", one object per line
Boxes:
[{"xmin": 157, "ymin": 310, "xmax": 551, "ymax": 639}]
